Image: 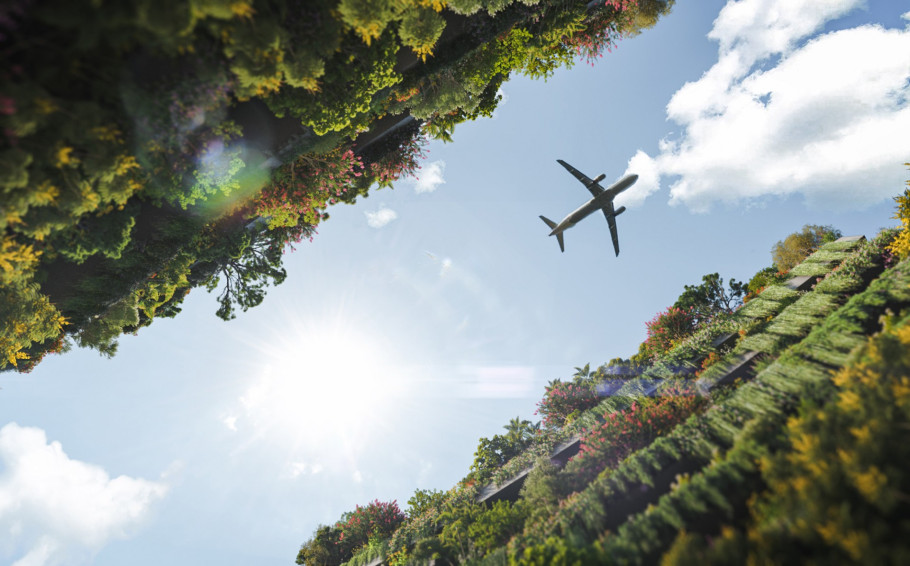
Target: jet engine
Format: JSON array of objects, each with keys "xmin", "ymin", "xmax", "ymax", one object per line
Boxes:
[
  {"xmin": 614, "ymin": 206, "xmax": 626, "ymax": 216},
  {"xmin": 590, "ymin": 173, "xmax": 606, "ymax": 186}
]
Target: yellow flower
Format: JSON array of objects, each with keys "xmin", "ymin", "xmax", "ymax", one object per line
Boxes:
[
  {"xmin": 126, "ymin": 179, "xmax": 143, "ymax": 194},
  {"xmin": 230, "ymin": 1, "xmax": 255, "ymax": 19},
  {"xmin": 836, "ymin": 448, "xmax": 855, "ymax": 467},
  {"xmin": 92, "ymin": 126, "xmax": 122, "ymax": 143},
  {"xmin": 6, "ymin": 351, "xmax": 29, "ymax": 368},
  {"xmin": 840, "ymin": 531, "xmax": 869, "ymax": 561},
  {"xmin": 837, "ymin": 390, "xmax": 862, "ymax": 413},
  {"xmin": 113, "ymin": 155, "xmax": 140, "ymax": 176},
  {"xmin": 790, "ymin": 475, "xmax": 810, "ymax": 494},
  {"xmin": 852, "ymin": 466, "xmax": 887, "ymax": 503},
  {"xmin": 33, "ymin": 180, "xmax": 59, "ymax": 205},
  {"xmin": 56, "ymin": 146, "xmax": 79, "ymax": 167},
  {"xmin": 417, "ymin": 0, "xmax": 446, "ymax": 11},
  {"xmin": 850, "ymin": 424, "xmax": 872, "ymax": 443},
  {"xmin": 254, "ymin": 75, "xmax": 283, "ymax": 96},
  {"xmin": 35, "ymin": 97, "xmax": 57, "ymax": 115}
]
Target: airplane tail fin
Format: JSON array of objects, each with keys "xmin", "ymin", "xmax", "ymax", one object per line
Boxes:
[{"xmin": 539, "ymin": 216, "xmax": 565, "ymax": 253}]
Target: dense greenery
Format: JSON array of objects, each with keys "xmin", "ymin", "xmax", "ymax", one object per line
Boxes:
[
  {"xmin": 1, "ymin": 0, "xmax": 675, "ymax": 371},
  {"xmin": 296, "ymin": 209, "xmax": 910, "ymax": 565},
  {"xmin": 771, "ymin": 224, "xmax": 842, "ymax": 271}
]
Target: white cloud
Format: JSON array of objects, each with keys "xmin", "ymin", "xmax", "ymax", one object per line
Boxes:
[
  {"xmin": 414, "ymin": 160, "xmax": 446, "ymax": 194},
  {"xmin": 287, "ymin": 462, "xmax": 323, "ymax": 478},
  {"xmin": 0, "ymin": 423, "xmax": 168, "ymax": 566},
  {"xmin": 615, "ymin": 150, "xmax": 660, "ymax": 208},
  {"xmin": 351, "ymin": 470, "xmax": 363, "ymax": 483},
  {"xmin": 222, "ymin": 415, "xmax": 238, "ymax": 431},
  {"xmin": 492, "ymin": 87, "xmax": 509, "ymax": 118},
  {"xmin": 631, "ymin": 0, "xmax": 910, "ymax": 211},
  {"xmin": 708, "ymin": 0, "xmax": 859, "ymax": 68},
  {"xmin": 365, "ymin": 207, "xmax": 398, "ymax": 228}
]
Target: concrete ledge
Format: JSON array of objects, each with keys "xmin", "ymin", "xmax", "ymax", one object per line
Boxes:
[
  {"xmin": 697, "ymin": 350, "xmax": 764, "ymax": 393},
  {"xmin": 476, "ymin": 466, "xmax": 534, "ymax": 505},
  {"xmin": 711, "ymin": 332, "xmax": 739, "ymax": 350},
  {"xmin": 550, "ymin": 436, "xmax": 582, "ymax": 466},
  {"xmin": 785, "ymin": 275, "xmax": 816, "ymax": 291},
  {"xmin": 834, "ymin": 235, "xmax": 866, "ymax": 243}
]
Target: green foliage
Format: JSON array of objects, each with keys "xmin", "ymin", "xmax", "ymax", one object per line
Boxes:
[
  {"xmin": 298, "ymin": 500, "xmax": 405, "ymax": 566},
  {"xmin": 673, "ymin": 273, "xmax": 746, "ymax": 327},
  {"xmin": 519, "ymin": 457, "xmax": 562, "ymax": 526},
  {"xmin": 75, "ymin": 295, "xmax": 141, "ymax": 357},
  {"xmin": 470, "ymin": 418, "xmax": 539, "ymax": 483},
  {"xmin": 267, "ymin": 33, "xmax": 399, "ymax": 136},
  {"xmin": 667, "ymin": 312, "xmax": 910, "ymax": 564},
  {"xmin": 469, "ymin": 501, "xmax": 529, "ymax": 555},
  {"xmin": 0, "ymin": 282, "xmax": 66, "ymax": 369},
  {"xmin": 536, "ymin": 379, "xmax": 600, "ymax": 429},
  {"xmin": 644, "ymin": 306, "xmax": 697, "ymax": 357},
  {"xmin": 197, "ymin": 227, "xmax": 290, "ymax": 321},
  {"xmin": 337, "ymin": 0, "xmax": 398, "ymax": 45},
  {"xmin": 4, "ymin": 0, "xmax": 679, "ymax": 377},
  {"xmin": 297, "ymin": 525, "xmax": 347, "ymax": 566},
  {"xmin": 407, "ymin": 488, "xmax": 447, "ymax": 518},
  {"xmin": 515, "ymin": 536, "xmax": 599, "ymax": 566},
  {"xmin": 398, "ymin": 6, "xmax": 447, "ymax": 61},
  {"xmin": 51, "ymin": 206, "xmax": 137, "ymax": 263},
  {"xmin": 771, "ymin": 224, "xmax": 842, "ymax": 271},
  {"xmin": 887, "ymin": 165, "xmax": 910, "ymax": 259},
  {"xmin": 745, "ymin": 266, "xmax": 787, "ymax": 297}
]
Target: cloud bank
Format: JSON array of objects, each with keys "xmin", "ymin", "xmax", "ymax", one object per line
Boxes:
[
  {"xmin": 627, "ymin": 0, "xmax": 910, "ymax": 211},
  {"xmin": 0, "ymin": 423, "xmax": 168, "ymax": 566}
]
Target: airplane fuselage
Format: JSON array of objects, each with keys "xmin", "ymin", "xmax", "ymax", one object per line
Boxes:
[{"xmin": 547, "ymin": 174, "xmax": 638, "ymax": 237}]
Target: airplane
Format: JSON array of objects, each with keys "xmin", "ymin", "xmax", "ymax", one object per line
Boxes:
[{"xmin": 539, "ymin": 159, "xmax": 638, "ymax": 256}]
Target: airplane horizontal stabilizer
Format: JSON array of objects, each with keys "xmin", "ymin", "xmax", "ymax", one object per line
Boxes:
[
  {"xmin": 539, "ymin": 215, "xmax": 557, "ymax": 231},
  {"xmin": 539, "ymin": 216, "xmax": 565, "ymax": 252}
]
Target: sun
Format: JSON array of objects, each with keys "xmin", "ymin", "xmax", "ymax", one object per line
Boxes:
[{"xmin": 233, "ymin": 311, "xmax": 410, "ymax": 452}]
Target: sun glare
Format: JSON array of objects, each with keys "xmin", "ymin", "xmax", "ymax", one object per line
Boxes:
[{"xmin": 234, "ymin": 313, "xmax": 410, "ymax": 453}]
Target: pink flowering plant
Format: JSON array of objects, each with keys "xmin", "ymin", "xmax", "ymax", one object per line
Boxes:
[
  {"xmin": 336, "ymin": 499, "xmax": 406, "ymax": 558},
  {"xmin": 536, "ymin": 379, "xmax": 602, "ymax": 429},
  {"xmin": 643, "ymin": 305, "xmax": 697, "ymax": 357},
  {"xmin": 564, "ymin": 0, "xmax": 639, "ymax": 65},
  {"xmin": 567, "ymin": 384, "xmax": 708, "ymax": 487},
  {"xmin": 253, "ymin": 148, "xmax": 365, "ymax": 230},
  {"xmin": 367, "ymin": 132, "xmax": 428, "ymax": 188}
]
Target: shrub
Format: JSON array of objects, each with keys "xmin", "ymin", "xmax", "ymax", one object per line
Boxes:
[
  {"xmin": 398, "ymin": 6, "xmax": 446, "ymax": 61},
  {"xmin": 0, "ymin": 282, "xmax": 66, "ymax": 370},
  {"xmin": 887, "ymin": 166, "xmax": 910, "ymax": 259},
  {"xmin": 771, "ymin": 224, "xmax": 842, "ymax": 271},
  {"xmin": 644, "ymin": 306, "xmax": 696, "ymax": 356},
  {"xmin": 569, "ymin": 386, "xmax": 708, "ymax": 486},
  {"xmin": 536, "ymin": 380, "xmax": 601, "ymax": 429}
]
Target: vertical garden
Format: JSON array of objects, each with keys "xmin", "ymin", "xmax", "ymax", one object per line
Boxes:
[{"xmin": 0, "ymin": 0, "xmax": 673, "ymax": 370}]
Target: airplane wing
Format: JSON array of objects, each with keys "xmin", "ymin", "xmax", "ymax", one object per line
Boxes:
[
  {"xmin": 557, "ymin": 160, "xmax": 603, "ymax": 197},
  {"xmin": 601, "ymin": 201, "xmax": 620, "ymax": 256}
]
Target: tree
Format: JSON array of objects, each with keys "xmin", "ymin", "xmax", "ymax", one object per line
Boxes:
[
  {"xmin": 673, "ymin": 272, "xmax": 746, "ymax": 326},
  {"xmin": 887, "ymin": 165, "xmax": 910, "ymax": 259},
  {"xmin": 536, "ymin": 380, "xmax": 601, "ymax": 428},
  {"xmin": 746, "ymin": 266, "xmax": 788, "ymax": 296},
  {"xmin": 771, "ymin": 224, "xmax": 842, "ymax": 271},
  {"xmin": 469, "ymin": 418, "xmax": 538, "ymax": 482},
  {"xmin": 196, "ymin": 227, "xmax": 289, "ymax": 321},
  {"xmin": 406, "ymin": 488, "xmax": 447, "ymax": 518},
  {"xmin": 296, "ymin": 525, "xmax": 346, "ymax": 566},
  {"xmin": 643, "ymin": 306, "xmax": 696, "ymax": 356}
]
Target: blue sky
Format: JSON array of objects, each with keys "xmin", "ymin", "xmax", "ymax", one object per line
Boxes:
[{"xmin": 1, "ymin": 1, "xmax": 909, "ymax": 564}]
